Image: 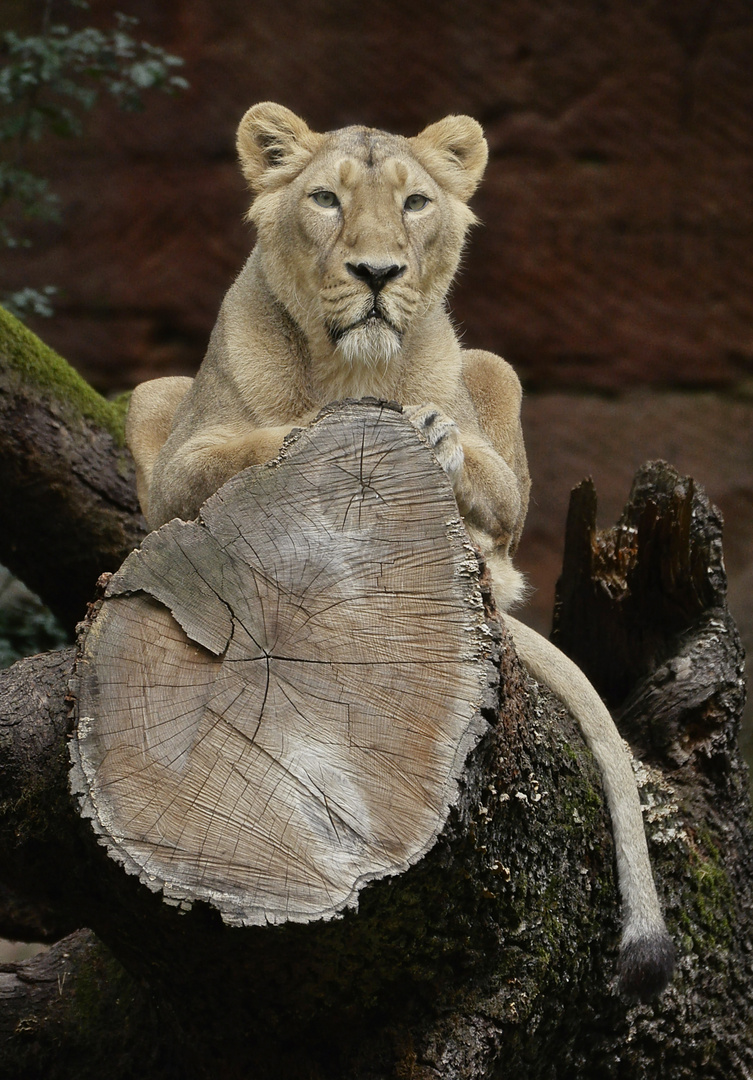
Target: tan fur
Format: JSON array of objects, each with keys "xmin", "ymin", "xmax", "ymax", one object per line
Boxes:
[
  {"xmin": 128, "ymin": 103, "xmax": 530, "ymax": 609},
  {"xmin": 126, "ymin": 376, "xmax": 194, "ymax": 523},
  {"xmin": 126, "ymin": 104, "xmax": 673, "ymax": 995}
]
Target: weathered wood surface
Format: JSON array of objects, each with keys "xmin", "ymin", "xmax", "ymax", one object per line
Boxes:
[
  {"xmin": 70, "ymin": 401, "xmax": 497, "ymax": 926},
  {"xmin": 552, "ymin": 462, "xmax": 728, "ymax": 710}
]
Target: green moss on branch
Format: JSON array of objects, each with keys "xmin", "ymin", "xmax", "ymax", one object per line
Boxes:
[{"xmin": 0, "ymin": 306, "xmax": 127, "ymax": 444}]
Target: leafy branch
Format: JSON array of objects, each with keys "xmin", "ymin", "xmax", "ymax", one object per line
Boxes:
[{"xmin": 0, "ymin": 0, "xmax": 188, "ymax": 316}]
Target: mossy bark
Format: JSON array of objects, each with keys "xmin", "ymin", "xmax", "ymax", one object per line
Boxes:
[
  {"xmin": 0, "ymin": 460, "xmax": 751, "ymax": 1079},
  {"xmin": 0, "ymin": 307, "xmax": 145, "ymax": 628},
  {"xmin": 0, "ymin": 931, "xmax": 183, "ymax": 1080}
]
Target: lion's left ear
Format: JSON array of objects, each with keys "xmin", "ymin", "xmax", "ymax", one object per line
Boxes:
[
  {"xmin": 410, "ymin": 115, "xmax": 488, "ymax": 202},
  {"xmin": 237, "ymin": 103, "xmax": 323, "ymax": 193}
]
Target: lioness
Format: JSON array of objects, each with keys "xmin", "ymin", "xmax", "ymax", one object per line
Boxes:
[{"xmin": 127, "ymin": 103, "xmax": 675, "ymax": 997}]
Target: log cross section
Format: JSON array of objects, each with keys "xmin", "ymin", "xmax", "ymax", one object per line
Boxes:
[{"xmin": 69, "ymin": 401, "xmax": 497, "ymax": 926}]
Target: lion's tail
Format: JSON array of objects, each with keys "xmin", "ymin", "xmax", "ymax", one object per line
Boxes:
[{"xmin": 502, "ymin": 614, "xmax": 676, "ymax": 999}]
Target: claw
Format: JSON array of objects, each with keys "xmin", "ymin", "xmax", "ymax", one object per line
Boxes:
[{"xmin": 404, "ymin": 404, "xmax": 465, "ymax": 486}]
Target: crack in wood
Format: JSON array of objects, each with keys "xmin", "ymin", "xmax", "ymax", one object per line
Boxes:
[{"xmin": 70, "ymin": 403, "xmax": 495, "ymax": 926}]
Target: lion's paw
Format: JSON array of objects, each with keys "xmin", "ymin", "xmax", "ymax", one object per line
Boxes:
[{"xmin": 404, "ymin": 403, "xmax": 465, "ymax": 485}]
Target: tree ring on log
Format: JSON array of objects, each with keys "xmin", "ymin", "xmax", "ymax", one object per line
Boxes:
[{"xmin": 69, "ymin": 401, "xmax": 498, "ymax": 927}]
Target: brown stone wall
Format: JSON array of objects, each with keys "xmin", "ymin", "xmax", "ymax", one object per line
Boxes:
[
  {"xmin": 5, "ymin": 0, "xmax": 752, "ymax": 393},
  {"xmin": 3, "ymin": 0, "xmax": 751, "ymax": 729}
]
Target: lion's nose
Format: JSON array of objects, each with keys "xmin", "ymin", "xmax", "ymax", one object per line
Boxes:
[{"xmin": 346, "ymin": 262, "xmax": 406, "ymax": 294}]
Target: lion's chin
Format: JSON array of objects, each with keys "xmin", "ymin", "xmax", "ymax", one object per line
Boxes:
[{"xmin": 333, "ymin": 318, "xmax": 403, "ymax": 368}]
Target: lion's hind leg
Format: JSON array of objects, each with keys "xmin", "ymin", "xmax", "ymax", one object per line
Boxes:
[{"xmin": 126, "ymin": 376, "xmax": 194, "ymax": 521}]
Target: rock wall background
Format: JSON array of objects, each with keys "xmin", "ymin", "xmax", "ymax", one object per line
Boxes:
[{"xmin": 2, "ymin": 0, "xmax": 751, "ymax": 741}]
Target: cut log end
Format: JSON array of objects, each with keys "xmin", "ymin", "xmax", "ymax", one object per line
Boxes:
[{"xmin": 69, "ymin": 402, "xmax": 500, "ymax": 926}]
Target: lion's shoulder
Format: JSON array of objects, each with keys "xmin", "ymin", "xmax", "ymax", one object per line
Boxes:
[{"xmin": 461, "ymin": 349, "xmax": 523, "ymax": 408}]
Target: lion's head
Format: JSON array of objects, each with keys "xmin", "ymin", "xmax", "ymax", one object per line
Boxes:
[{"xmin": 236, "ymin": 103, "xmax": 488, "ymax": 368}]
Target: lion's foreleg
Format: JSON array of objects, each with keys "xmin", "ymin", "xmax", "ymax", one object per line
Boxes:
[
  {"xmin": 404, "ymin": 405, "xmax": 522, "ymax": 545},
  {"xmin": 147, "ymin": 424, "xmax": 296, "ymax": 529}
]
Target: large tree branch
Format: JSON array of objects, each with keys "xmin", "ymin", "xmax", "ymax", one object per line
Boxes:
[{"xmin": 0, "ymin": 307, "xmax": 146, "ymax": 628}]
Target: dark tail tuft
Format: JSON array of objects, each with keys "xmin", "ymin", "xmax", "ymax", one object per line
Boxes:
[{"xmin": 618, "ymin": 932, "xmax": 676, "ymax": 1000}]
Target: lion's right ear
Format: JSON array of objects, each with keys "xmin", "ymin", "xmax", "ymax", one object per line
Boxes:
[
  {"xmin": 410, "ymin": 115, "xmax": 488, "ymax": 203},
  {"xmin": 236, "ymin": 103, "xmax": 323, "ymax": 193}
]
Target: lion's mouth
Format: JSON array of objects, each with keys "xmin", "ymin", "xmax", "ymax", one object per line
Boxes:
[{"xmin": 327, "ymin": 305, "xmax": 401, "ymax": 346}]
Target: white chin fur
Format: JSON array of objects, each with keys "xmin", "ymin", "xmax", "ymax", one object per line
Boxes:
[{"xmin": 335, "ymin": 320, "xmax": 402, "ymax": 368}]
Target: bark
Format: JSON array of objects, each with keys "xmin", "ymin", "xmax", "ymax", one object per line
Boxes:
[
  {"xmin": 0, "ymin": 930, "xmax": 183, "ymax": 1080},
  {"xmin": 0, "ymin": 428, "xmax": 751, "ymax": 1078},
  {"xmin": 0, "ymin": 307, "xmax": 146, "ymax": 629},
  {"xmin": 552, "ymin": 464, "xmax": 728, "ymax": 710}
]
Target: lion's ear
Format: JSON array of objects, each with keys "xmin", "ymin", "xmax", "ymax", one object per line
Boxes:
[
  {"xmin": 410, "ymin": 115, "xmax": 488, "ymax": 202},
  {"xmin": 237, "ymin": 103, "xmax": 322, "ymax": 193}
]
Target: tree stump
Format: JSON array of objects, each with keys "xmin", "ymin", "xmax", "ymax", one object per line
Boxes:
[{"xmin": 70, "ymin": 400, "xmax": 497, "ymax": 926}]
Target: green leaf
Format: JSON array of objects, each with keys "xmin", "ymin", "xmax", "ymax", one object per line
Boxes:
[{"xmin": 0, "ymin": 4, "xmax": 188, "ymax": 260}]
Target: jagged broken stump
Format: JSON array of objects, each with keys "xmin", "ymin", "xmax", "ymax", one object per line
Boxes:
[{"xmin": 69, "ymin": 401, "xmax": 498, "ymax": 926}]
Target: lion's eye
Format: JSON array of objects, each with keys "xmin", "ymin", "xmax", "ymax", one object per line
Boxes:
[
  {"xmin": 311, "ymin": 190, "xmax": 340, "ymax": 209},
  {"xmin": 404, "ymin": 193, "xmax": 430, "ymax": 212}
]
